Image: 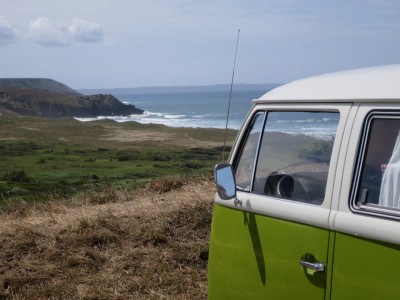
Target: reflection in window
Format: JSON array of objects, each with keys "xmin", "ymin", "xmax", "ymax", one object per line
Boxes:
[
  {"xmin": 235, "ymin": 112, "xmax": 265, "ymax": 191},
  {"xmin": 380, "ymin": 130, "xmax": 400, "ymax": 207},
  {"xmin": 357, "ymin": 118, "xmax": 400, "ymax": 209},
  {"xmin": 253, "ymin": 112, "xmax": 339, "ymax": 205}
]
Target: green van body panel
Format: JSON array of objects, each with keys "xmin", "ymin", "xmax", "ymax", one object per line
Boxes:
[
  {"xmin": 330, "ymin": 232, "xmax": 400, "ymax": 299},
  {"xmin": 324, "ymin": 231, "xmax": 336, "ymax": 300},
  {"xmin": 209, "ymin": 66, "xmax": 400, "ymax": 298},
  {"xmin": 208, "ymin": 204, "xmax": 329, "ymax": 300}
]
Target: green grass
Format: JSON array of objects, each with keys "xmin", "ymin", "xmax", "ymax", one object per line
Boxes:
[{"xmin": 0, "ymin": 115, "xmax": 236, "ymax": 209}]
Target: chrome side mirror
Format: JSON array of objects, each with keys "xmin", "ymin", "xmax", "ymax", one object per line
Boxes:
[{"xmin": 214, "ymin": 163, "xmax": 237, "ymax": 200}]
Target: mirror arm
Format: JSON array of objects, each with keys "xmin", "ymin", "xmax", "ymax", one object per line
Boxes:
[{"xmin": 234, "ymin": 198, "xmax": 242, "ymax": 207}]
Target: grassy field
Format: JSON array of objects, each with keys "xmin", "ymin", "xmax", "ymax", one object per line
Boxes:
[
  {"xmin": 0, "ymin": 115, "xmax": 237, "ymax": 299},
  {"xmin": 0, "ymin": 116, "xmax": 236, "ymax": 211}
]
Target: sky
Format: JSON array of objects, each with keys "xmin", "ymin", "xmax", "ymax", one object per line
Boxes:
[{"xmin": 0, "ymin": 0, "xmax": 399, "ymax": 89}]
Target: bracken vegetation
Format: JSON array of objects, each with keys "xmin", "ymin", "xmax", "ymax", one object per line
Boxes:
[{"xmin": 0, "ymin": 179, "xmax": 214, "ymax": 299}]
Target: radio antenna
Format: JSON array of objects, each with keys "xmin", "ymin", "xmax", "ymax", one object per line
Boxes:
[{"xmin": 222, "ymin": 29, "xmax": 240, "ymax": 161}]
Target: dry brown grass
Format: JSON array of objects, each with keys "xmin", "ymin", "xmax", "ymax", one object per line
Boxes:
[{"xmin": 0, "ymin": 179, "xmax": 215, "ymax": 299}]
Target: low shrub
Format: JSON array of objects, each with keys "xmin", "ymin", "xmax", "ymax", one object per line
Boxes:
[
  {"xmin": 2, "ymin": 170, "xmax": 30, "ymax": 183},
  {"xmin": 147, "ymin": 177, "xmax": 187, "ymax": 194}
]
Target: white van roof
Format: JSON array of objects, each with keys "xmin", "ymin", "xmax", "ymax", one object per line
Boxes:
[{"xmin": 256, "ymin": 64, "xmax": 400, "ymax": 103}]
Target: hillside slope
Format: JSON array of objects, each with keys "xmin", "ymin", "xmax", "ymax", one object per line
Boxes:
[
  {"xmin": 0, "ymin": 78, "xmax": 143, "ymax": 118},
  {"xmin": 0, "ymin": 78, "xmax": 80, "ymax": 95}
]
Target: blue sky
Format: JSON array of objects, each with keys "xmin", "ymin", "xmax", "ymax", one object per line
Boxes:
[{"xmin": 0, "ymin": 0, "xmax": 399, "ymax": 89}]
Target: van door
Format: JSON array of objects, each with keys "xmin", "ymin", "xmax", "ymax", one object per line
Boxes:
[
  {"xmin": 331, "ymin": 106, "xmax": 400, "ymax": 299},
  {"xmin": 208, "ymin": 104, "xmax": 351, "ymax": 299}
]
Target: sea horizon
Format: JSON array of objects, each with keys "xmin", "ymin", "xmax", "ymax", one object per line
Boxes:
[
  {"xmin": 76, "ymin": 87, "xmax": 275, "ymax": 130},
  {"xmin": 75, "ymin": 85, "xmax": 339, "ymax": 140},
  {"xmin": 77, "ymin": 83, "xmax": 281, "ymax": 95}
]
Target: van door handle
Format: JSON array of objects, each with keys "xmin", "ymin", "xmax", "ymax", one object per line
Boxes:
[{"xmin": 299, "ymin": 257, "xmax": 325, "ymax": 272}]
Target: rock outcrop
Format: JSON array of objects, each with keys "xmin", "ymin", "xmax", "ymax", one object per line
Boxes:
[{"xmin": 0, "ymin": 78, "xmax": 143, "ymax": 118}]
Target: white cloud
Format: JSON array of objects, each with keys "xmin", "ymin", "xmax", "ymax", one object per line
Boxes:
[
  {"xmin": 29, "ymin": 17, "xmax": 103, "ymax": 47},
  {"xmin": 0, "ymin": 16, "xmax": 17, "ymax": 46},
  {"xmin": 69, "ymin": 18, "xmax": 103, "ymax": 43},
  {"xmin": 29, "ymin": 17, "xmax": 69, "ymax": 46},
  {"xmin": 1, "ymin": 0, "xmax": 399, "ymax": 87}
]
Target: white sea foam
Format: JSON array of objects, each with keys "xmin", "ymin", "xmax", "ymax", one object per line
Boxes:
[
  {"xmin": 74, "ymin": 89, "xmax": 267, "ymax": 129},
  {"xmin": 164, "ymin": 114, "xmax": 186, "ymax": 119},
  {"xmin": 75, "ymin": 110, "xmax": 240, "ymax": 129}
]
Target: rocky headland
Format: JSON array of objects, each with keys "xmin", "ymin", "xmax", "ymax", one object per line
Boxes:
[{"xmin": 0, "ymin": 78, "xmax": 143, "ymax": 118}]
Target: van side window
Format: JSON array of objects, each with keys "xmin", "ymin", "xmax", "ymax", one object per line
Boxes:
[
  {"xmin": 235, "ymin": 112, "xmax": 265, "ymax": 191},
  {"xmin": 355, "ymin": 116, "xmax": 400, "ymax": 212},
  {"xmin": 252, "ymin": 111, "xmax": 339, "ymax": 205}
]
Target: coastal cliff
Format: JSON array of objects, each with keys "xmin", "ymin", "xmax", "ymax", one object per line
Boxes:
[{"xmin": 0, "ymin": 78, "xmax": 143, "ymax": 118}]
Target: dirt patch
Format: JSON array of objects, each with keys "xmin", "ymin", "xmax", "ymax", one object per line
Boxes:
[
  {"xmin": 0, "ymin": 137, "xmax": 22, "ymax": 141},
  {"xmin": 101, "ymin": 127, "xmax": 175, "ymax": 142},
  {"xmin": 99, "ymin": 127, "xmax": 222, "ymax": 148},
  {"xmin": 19, "ymin": 127, "xmax": 39, "ymax": 131}
]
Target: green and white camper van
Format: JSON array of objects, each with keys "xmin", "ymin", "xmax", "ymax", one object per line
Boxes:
[{"xmin": 210, "ymin": 65, "xmax": 400, "ymax": 299}]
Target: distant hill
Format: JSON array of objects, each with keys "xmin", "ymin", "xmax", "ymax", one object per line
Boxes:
[
  {"xmin": 0, "ymin": 78, "xmax": 143, "ymax": 118},
  {"xmin": 0, "ymin": 78, "xmax": 80, "ymax": 95},
  {"xmin": 78, "ymin": 83, "xmax": 281, "ymax": 95}
]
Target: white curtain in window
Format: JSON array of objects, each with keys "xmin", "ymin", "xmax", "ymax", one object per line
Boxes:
[{"xmin": 379, "ymin": 130, "xmax": 400, "ymax": 208}]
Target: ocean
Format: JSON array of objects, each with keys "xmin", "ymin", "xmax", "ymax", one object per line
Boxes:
[
  {"xmin": 76, "ymin": 89, "xmax": 268, "ymax": 130},
  {"xmin": 75, "ymin": 87, "xmax": 338, "ymax": 140}
]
